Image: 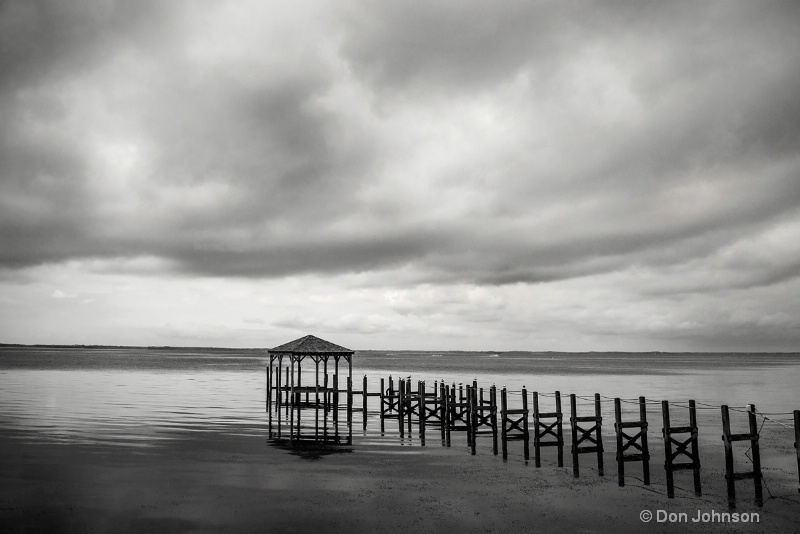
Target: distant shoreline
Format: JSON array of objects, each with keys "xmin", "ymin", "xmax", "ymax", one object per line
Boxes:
[{"xmin": 0, "ymin": 343, "xmax": 797, "ymax": 356}]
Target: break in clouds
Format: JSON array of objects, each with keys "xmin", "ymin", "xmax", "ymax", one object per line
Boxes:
[{"xmin": 1, "ymin": 1, "xmax": 799, "ymax": 350}]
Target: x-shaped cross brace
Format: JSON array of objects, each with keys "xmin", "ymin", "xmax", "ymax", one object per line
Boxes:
[
  {"xmin": 537, "ymin": 420, "xmax": 560, "ymax": 441},
  {"xmin": 668, "ymin": 435, "xmax": 695, "ymax": 462},
  {"xmin": 575, "ymin": 424, "xmax": 600, "ymax": 448}
]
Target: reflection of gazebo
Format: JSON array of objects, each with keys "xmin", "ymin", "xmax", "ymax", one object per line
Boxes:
[{"xmin": 266, "ymin": 334, "xmax": 354, "ymax": 408}]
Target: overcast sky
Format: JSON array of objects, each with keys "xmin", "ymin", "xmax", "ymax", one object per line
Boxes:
[{"xmin": 1, "ymin": 1, "xmax": 799, "ymax": 351}]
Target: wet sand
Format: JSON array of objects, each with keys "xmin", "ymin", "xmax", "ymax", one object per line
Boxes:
[{"xmin": 2, "ymin": 427, "xmax": 798, "ymax": 534}]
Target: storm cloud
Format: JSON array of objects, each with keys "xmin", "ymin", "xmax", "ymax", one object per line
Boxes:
[{"xmin": 1, "ymin": 0, "xmax": 799, "ymax": 349}]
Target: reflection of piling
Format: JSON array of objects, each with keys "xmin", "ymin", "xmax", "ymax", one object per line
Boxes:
[
  {"xmin": 662, "ymin": 400, "xmax": 701, "ymax": 498},
  {"xmin": 721, "ymin": 404, "xmax": 763, "ymax": 508},
  {"xmin": 613, "ymin": 396, "xmax": 650, "ymax": 487},
  {"xmin": 569, "ymin": 393, "xmax": 603, "ymax": 478}
]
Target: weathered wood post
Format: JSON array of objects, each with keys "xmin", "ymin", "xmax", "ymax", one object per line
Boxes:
[
  {"xmin": 289, "ymin": 357, "xmax": 295, "ymax": 440},
  {"xmin": 419, "ymin": 380, "xmax": 426, "ymax": 445},
  {"xmin": 748, "ymin": 405, "xmax": 764, "ymax": 507},
  {"xmin": 398, "ymin": 378, "xmax": 406, "ymax": 437},
  {"xmin": 614, "ymin": 398, "xmax": 623, "ymax": 485},
  {"xmin": 284, "ymin": 366, "xmax": 290, "ymax": 415},
  {"xmin": 533, "ymin": 390, "xmax": 564, "ymax": 468},
  {"xmin": 595, "ymin": 393, "xmax": 604, "ymax": 476},
  {"xmin": 406, "ymin": 378, "xmax": 415, "ymax": 434},
  {"xmin": 465, "ymin": 384, "xmax": 473, "ymax": 448},
  {"xmin": 347, "ymin": 375, "xmax": 353, "ymax": 425},
  {"xmin": 613, "ymin": 396, "xmax": 650, "ymax": 487},
  {"xmin": 795, "ymin": 410, "xmax": 800, "ymax": 493},
  {"xmin": 362, "ymin": 375, "xmax": 368, "ymax": 428},
  {"xmin": 570, "ymin": 393, "xmax": 604, "ymax": 477},
  {"xmin": 721, "ymin": 404, "xmax": 763, "ymax": 508},
  {"xmin": 522, "ymin": 388, "xmax": 530, "ymax": 462},
  {"xmin": 332, "ymin": 372, "xmax": 339, "ymax": 423},
  {"xmin": 276, "ymin": 361, "xmax": 282, "ymax": 405},
  {"xmin": 380, "ymin": 377, "xmax": 386, "ymax": 433},
  {"xmin": 440, "ymin": 381, "xmax": 448, "ymax": 443},
  {"xmin": 555, "ymin": 391, "xmax": 563, "ymax": 467},
  {"xmin": 500, "ymin": 386, "xmax": 530, "ymax": 462},
  {"xmin": 445, "ymin": 384, "xmax": 452, "ymax": 446},
  {"xmin": 640, "ymin": 396, "xmax": 651, "ymax": 485},
  {"xmin": 501, "ymin": 387, "xmax": 508, "ymax": 459},
  {"xmin": 470, "ymin": 383, "xmax": 478, "ymax": 456},
  {"xmin": 570, "ymin": 394, "xmax": 578, "ymax": 476},
  {"xmin": 490, "ymin": 385, "xmax": 499, "ymax": 456},
  {"xmin": 662, "ymin": 400, "xmax": 701, "ymax": 498}
]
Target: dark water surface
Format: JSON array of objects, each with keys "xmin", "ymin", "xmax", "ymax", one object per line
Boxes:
[
  {"xmin": 1, "ymin": 346, "xmax": 798, "ymax": 447},
  {"xmin": 2, "ymin": 346, "xmax": 799, "ymax": 532}
]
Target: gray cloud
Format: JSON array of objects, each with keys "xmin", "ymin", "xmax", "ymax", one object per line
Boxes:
[{"xmin": 1, "ymin": 0, "xmax": 799, "ymax": 299}]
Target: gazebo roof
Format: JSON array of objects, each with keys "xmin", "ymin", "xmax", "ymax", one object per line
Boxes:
[{"xmin": 269, "ymin": 334, "xmax": 353, "ymax": 354}]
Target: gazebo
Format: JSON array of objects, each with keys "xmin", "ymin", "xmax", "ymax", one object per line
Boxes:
[{"xmin": 266, "ymin": 334, "xmax": 354, "ymax": 408}]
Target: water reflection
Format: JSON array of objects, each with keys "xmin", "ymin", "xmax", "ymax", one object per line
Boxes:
[{"xmin": 267, "ymin": 382, "xmax": 354, "ymax": 460}]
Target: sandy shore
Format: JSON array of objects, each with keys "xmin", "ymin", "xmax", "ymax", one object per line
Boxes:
[{"xmin": 2, "ymin": 425, "xmax": 799, "ymax": 534}]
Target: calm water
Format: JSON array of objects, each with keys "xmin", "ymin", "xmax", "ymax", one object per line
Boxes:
[{"xmin": 1, "ymin": 346, "xmax": 798, "ymax": 450}]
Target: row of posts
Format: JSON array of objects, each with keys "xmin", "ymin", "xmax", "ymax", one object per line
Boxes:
[{"xmin": 268, "ymin": 373, "xmax": 800, "ymax": 509}]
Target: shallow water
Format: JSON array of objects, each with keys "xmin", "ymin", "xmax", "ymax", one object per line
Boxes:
[{"xmin": 2, "ymin": 346, "xmax": 798, "ymax": 449}]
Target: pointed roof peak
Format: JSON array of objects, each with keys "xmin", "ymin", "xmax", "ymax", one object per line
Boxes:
[{"xmin": 269, "ymin": 334, "xmax": 353, "ymax": 354}]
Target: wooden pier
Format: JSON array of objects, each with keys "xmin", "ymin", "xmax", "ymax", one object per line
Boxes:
[{"xmin": 265, "ymin": 348, "xmax": 799, "ymax": 509}]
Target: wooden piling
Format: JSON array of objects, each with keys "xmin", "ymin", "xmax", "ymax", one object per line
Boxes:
[
  {"xmin": 380, "ymin": 378, "xmax": 386, "ymax": 433},
  {"xmin": 613, "ymin": 397, "xmax": 650, "ymax": 487},
  {"xmin": 662, "ymin": 400, "xmax": 701, "ymax": 498},
  {"xmin": 795, "ymin": 410, "xmax": 800, "ymax": 493},
  {"xmin": 346, "ymin": 375, "xmax": 353, "ymax": 425},
  {"xmin": 446, "ymin": 383, "xmax": 472, "ymax": 447},
  {"xmin": 362, "ymin": 375, "xmax": 368, "ymax": 427},
  {"xmin": 569, "ymin": 393, "xmax": 604, "ymax": 478},
  {"xmin": 398, "ymin": 379, "xmax": 406, "ymax": 437},
  {"xmin": 470, "ymin": 385, "xmax": 478, "ymax": 455},
  {"xmin": 445, "ymin": 385, "xmax": 452, "ymax": 446},
  {"xmin": 419, "ymin": 381, "xmax": 426, "ymax": 445},
  {"xmin": 721, "ymin": 404, "xmax": 763, "ymax": 508},
  {"xmin": 500, "ymin": 386, "xmax": 530, "ymax": 462},
  {"xmin": 440, "ymin": 382, "xmax": 448, "ymax": 443},
  {"xmin": 533, "ymin": 391, "xmax": 564, "ymax": 468},
  {"xmin": 470, "ymin": 384, "xmax": 499, "ymax": 456},
  {"xmin": 332, "ymin": 372, "xmax": 339, "ymax": 423}
]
